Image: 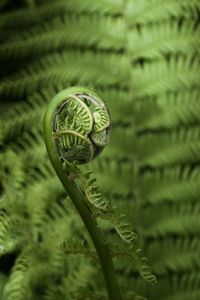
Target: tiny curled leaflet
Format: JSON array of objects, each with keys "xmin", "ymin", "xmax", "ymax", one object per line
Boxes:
[{"xmin": 52, "ymin": 91, "xmax": 111, "ymax": 164}]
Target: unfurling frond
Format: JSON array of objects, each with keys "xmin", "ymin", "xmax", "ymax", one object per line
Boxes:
[
  {"xmin": 61, "ymin": 238, "xmax": 98, "ymax": 262},
  {"xmin": 83, "ymin": 170, "xmax": 110, "ymax": 213},
  {"xmin": 110, "ymin": 242, "xmax": 157, "ymax": 285}
]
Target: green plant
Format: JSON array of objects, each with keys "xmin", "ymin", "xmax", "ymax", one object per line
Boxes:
[
  {"xmin": 0, "ymin": 0, "xmax": 199, "ymax": 299},
  {"xmin": 43, "ymin": 86, "xmax": 121, "ymax": 300},
  {"xmin": 43, "ymin": 86, "xmax": 156, "ymax": 299}
]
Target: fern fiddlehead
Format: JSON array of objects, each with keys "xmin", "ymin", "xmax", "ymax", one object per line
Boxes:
[
  {"xmin": 43, "ymin": 86, "xmax": 122, "ymax": 300},
  {"xmin": 52, "ymin": 89, "xmax": 111, "ymax": 164}
]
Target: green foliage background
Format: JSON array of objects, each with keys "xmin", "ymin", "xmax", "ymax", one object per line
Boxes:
[{"xmin": 0, "ymin": 0, "xmax": 200, "ymax": 299}]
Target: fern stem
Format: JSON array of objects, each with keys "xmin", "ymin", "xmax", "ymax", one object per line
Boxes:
[{"xmin": 43, "ymin": 86, "xmax": 122, "ymax": 300}]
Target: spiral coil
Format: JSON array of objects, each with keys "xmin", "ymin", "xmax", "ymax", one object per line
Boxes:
[{"xmin": 52, "ymin": 91, "xmax": 111, "ymax": 164}]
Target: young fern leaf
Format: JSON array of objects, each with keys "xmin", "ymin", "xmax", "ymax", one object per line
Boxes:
[
  {"xmin": 76, "ymin": 168, "xmax": 137, "ymax": 245},
  {"xmin": 43, "ymin": 86, "xmax": 157, "ymax": 299},
  {"xmin": 110, "ymin": 242, "xmax": 157, "ymax": 285},
  {"xmin": 82, "ymin": 170, "xmax": 110, "ymax": 213},
  {"xmin": 111, "ymin": 215, "xmax": 137, "ymax": 245},
  {"xmin": 61, "ymin": 238, "xmax": 98, "ymax": 262},
  {"xmin": 43, "ymin": 87, "xmax": 122, "ymax": 300}
]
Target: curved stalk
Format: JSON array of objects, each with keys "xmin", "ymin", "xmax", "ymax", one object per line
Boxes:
[{"xmin": 43, "ymin": 86, "xmax": 122, "ymax": 300}]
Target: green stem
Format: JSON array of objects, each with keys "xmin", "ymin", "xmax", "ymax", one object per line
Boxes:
[{"xmin": 43, "ymin": 87, "xmax": 122, "ymax": 300}]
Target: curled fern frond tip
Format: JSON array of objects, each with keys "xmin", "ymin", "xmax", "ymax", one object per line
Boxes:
[{"xmin": 44, "ymin": 86, "xmax": 111, "ymax": 165}]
